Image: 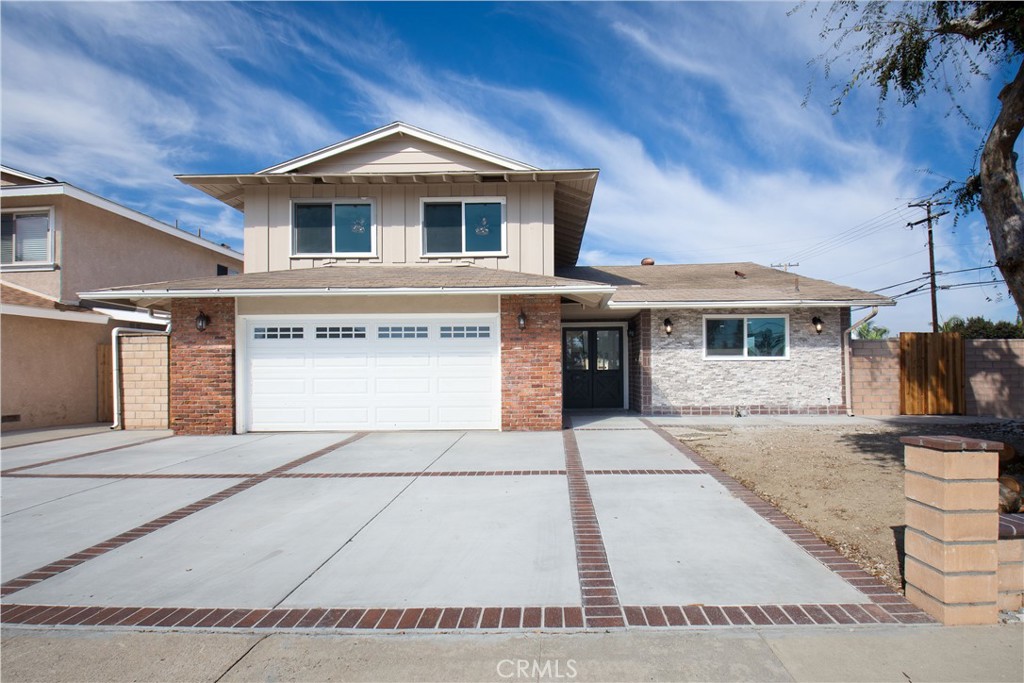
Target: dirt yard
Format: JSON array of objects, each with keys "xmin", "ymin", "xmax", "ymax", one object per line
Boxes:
[{"xmin": 668, "ymin": 420, "xmax": 1024, "ymax": 592}]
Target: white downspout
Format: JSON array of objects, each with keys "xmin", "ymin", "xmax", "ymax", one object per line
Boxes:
[
  {"xmin": 111, "ymin": 322, "xmax": 171, "ymax": 430},
  {"xmin": 844, "ymin": 306, "xmax": 879, "ymax": 417}
]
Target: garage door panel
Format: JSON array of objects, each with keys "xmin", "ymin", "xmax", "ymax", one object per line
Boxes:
[{"xmin": 246, "ymin": 317, "xmax": 499, "ymax": 431}]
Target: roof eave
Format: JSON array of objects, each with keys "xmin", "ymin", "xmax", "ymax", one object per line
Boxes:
[
  {"xmin": 80, "ymin": 284, "xmax": 617, "ymax": 301},
  {"xmin": 607, "ymin": 299, "xmax": 896, "ymax": 309}
]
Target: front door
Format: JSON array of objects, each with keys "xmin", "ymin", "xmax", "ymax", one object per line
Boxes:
[{"xmin": 563, "ymin": 327, "xmax": 624, "ymax": 409}]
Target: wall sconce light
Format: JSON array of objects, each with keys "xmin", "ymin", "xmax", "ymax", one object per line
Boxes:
[
  {"xmin": 663, "ymin": 317, "xmax": 673, "ymax": 335},
  {"xmin": 517, "ymin": 311, "xmax": 527, "ymax": 330},
  {"xmin": 811, "ymin": 316, "xmax": 823, "ymax": 335},
  {"xmin": 195, "ymin": 311, "xmax": 211, "ymax": 332},
  {"xmin": 627, "ymin": 325, "xmax": 636, "ymax": 339}
]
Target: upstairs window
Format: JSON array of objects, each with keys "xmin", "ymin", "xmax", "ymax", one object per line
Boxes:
[
  {"xmin": 704, "ymin": 315, "xmax": 788, "ymax": 359},
  {"xmin": 292, "ymin": 201, "xmax": 375, "ymax": 256},
  {"xmin": 1, "ymin": 209, "xmax": 52, "ymax": 266},
  {"xmin": 422, "ymin": 198, "xmax": 504, "ymax": 256}
]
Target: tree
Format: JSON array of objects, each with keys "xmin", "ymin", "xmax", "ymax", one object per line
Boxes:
[
  {"xmin": 940, "ymin": 314, "xmax": 1024, "ymax": 337},
  {"xmin": 810, "ymin": 2, "xmax": 1024, "ymax": 318},
  {"xmin": 856, "ymin": 320, "xmax": 890, "ymax": 339}
]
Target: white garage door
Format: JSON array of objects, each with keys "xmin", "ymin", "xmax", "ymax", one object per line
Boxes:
[{"xmin": 244, "ymin": 316, "xmax": 500, "ymax": 431}]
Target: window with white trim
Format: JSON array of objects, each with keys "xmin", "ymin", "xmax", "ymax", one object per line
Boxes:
[
  {"xmin": 1, "ymin": 210, "xmax": 52, "ymax": 265},
  {"xmin": 422, "ymin": 197, "xmax": 505, "ymax": 255},
  {"xmin": 315, "ymin": 326, "xmax": 366, "ymax": 339},
  {"xmin": 704, "ymin": 315, "xmax": 788, "ymax": 359},
  {"xmin": 292, "ymin": 200, "xmax": 375, "ymax": 256},
  {"xmin": 440, "ymin": 325, "xmax": 491, "ymax": 339},
  {"xmin": 254, "ymin": 326, "xmax": 304, "ymax": 340},
  {"xmin": 378, "ymin": 325, "xmax": 428, "ymax": 339}
]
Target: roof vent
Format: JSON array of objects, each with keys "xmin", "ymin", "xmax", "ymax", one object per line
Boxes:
[{"xmin": 640, "ymin": 258, "xmax": 655, "ymax": 266}]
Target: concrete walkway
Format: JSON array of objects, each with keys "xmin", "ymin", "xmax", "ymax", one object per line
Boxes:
[{"xmin": 2, "ymin": 623, "xmax": 1021, "ymax": 682}]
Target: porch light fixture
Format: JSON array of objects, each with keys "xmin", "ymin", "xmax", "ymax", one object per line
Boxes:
[
  {"xmin": 663, "ymin": 317, "xmax": 673, "ymax": 335},
  {"xmin": 811, "ymin": 316, "xmax": 824, "ymax": 334},
  {"xmin": 195, "ymin": 311, "xmax": 211, "ymax": 332},
  {"xmin": 517, "ymin": 311, "xmax": 527, "ymax": 330}
]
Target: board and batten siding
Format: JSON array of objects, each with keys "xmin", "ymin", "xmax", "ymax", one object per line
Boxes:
[
  {"xmin": 243, "ymin": 182, "xmax": 556, "ymax": 276},
  {"xmin": 298, "ymin": 137, "xmax": 512, "ymax": 175}
]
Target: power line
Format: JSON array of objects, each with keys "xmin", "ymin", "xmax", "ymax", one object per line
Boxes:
[{"xmin": 782, "ymin": 205, "xmax": 916, "ymax": 263}]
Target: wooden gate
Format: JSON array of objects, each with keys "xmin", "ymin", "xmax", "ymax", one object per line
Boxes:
[
  {"xmin": 97, "ymin": 343, "xmax": 113, "ymax": 422},
  {"xmin": 900, "ymin": 332, "xmax": 965, "ymax": 415}
]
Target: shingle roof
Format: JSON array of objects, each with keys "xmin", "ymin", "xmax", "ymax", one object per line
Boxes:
[
  {"xmin": 0, "ymin": 284, "xmax": 96, "ymax": 313},
  {"xmin": 556, "ymin": 262, "xmax": 893, "ymax": 307},
  {"xmin": 87, "ymin": 265, "xmax": 615, "ymax": 296}
]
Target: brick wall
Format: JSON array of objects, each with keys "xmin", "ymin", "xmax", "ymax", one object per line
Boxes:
[
  {"xmin": 169, "ymin": 298, "xmax": 235, "ymax": 435},
  {"xmin": 647, "ymin": 308, "xmax": 846, "ymax": 415},
  {"xmin": 500, "ymin": 294, "xmax": 561, "ymax": 431},
  {"xmin": 966, "ymin": 340, "xmax": 1024, "ymax": 418},
  {"xmin": 120, "ymin": 335, "xmax": 168, "ymax": 429},
  {"xmin": 628, "ymin": 310, "xmax": 652, "ymax": 413},
  {"xmin": 850, "ymin": 339, "xmax": 901, "ymax": 416},
  {"xmin": 851, "ymin": 338, "xmax": 1023, "ymax": 418}
]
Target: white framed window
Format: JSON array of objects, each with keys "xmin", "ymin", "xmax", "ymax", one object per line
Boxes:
[
  {"xmin": 1, "ymin": 207, "xmax": 54, "ymax": 269},
  {"xmin": 315, "ymin": 325, "xmax": 366, "ymax": 339},
  {"xmin": 440, "ymin": 324, "xmax": 491, "ymax": 339},
  {"xmin": 420, "ymin": 196, "xmax": 506, "ymax": 257},
  {"xmin": 378, "ymin": 325, "xmax": 428, "ymax": 339},
  {"xmin": 703, "ymin": 314, "xmax": 789, "ymax": 360},
  {"xmin": 291, "ymin": 199, "xmax": 377, "ymax": 257},
  {"xmin": 254, "ymin": 326, "xmax": 304, "ymax": 340}
]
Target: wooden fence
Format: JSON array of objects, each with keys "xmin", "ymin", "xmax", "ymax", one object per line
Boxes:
[{"xmin": 899, "ymin": 332, "xmax": 965, "ymax": 415}]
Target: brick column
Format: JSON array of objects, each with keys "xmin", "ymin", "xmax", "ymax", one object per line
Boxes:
[
  {"xmin": 170, "ymin": 298, "xmax": 235, "ymax": 435},
  {"xmin": 500, "ymin": 294, "xmax": 561, "ymax": 431},
  {"xmin": 628, "ymin": 310, "xmax": 651, "ymax": 413},
  {"xmin": 902, "ymin": 435, "xmax": 1002, "ymax": 625}
]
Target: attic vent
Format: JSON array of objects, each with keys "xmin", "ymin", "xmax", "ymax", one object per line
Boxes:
[
  {"xmin": 1, "ymin": 414, "xmax": 21, "ymax": 423},
  {"xmin": 480, "ymin": 175, "xmax": 505, "ymax": 183}
]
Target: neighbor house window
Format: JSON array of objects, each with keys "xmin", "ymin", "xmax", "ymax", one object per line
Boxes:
[
  {"xmin": 1, "ymin": 209, "xmax": 52, "ymax": 266},
  {"xmin": 292, "ymin": 201, "xmax": 375, "ymax": 256},
  {"xmin": 422, "ymin": 197, "xmax": 505, "ymax": 255},
  {"xmin": 704, "ymin": 315, "xmax": 788, "ymax": 359}
]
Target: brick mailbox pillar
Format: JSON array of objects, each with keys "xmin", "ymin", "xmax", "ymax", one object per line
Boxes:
[{"xmin": 902, "ymin": 435, "xmax": 1002, "ymax": 625}]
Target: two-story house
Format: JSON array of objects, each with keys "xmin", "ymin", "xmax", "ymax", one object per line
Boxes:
[
  {"xmin": 83, "ymin": 123, "xmax": 892, "ymax": 435},
  {"xmin": 1, "ymin": 166, "xmax": 243, "ymax": 431}
]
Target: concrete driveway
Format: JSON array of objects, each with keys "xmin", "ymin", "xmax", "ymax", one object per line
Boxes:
[{"xmin": 0, "ymin": 417, "xmax": 931, "ymax": 631}]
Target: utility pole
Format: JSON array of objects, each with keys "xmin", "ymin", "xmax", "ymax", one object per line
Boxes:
[{"xmin": 907, "ymin": 200, "xmax": 950, "ymax": 333}]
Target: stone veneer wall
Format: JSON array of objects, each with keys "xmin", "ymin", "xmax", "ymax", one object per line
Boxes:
[
  {"xmin": 647, "ymin": 308, "xmax": 846, "ymax": 415},
  {"xmin": 500, "ymin": 294, "xmax": 562, "ymax": 430},
  {"xmin": 120, "ymin": 335, "xmax": 169, "ymax": 429},
  {"xmin": 169, "ymin": 298, "xmax": 235, "ymax": 435}
]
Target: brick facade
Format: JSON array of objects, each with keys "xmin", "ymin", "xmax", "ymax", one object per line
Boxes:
[
  {"xmin": 645, "ymin": 308, "xmax": 846, "ymax": 415},
  {"xmin": 120, "ymin": 335, "xmax": 169, "ymax": 429},
  {"xmin": 500, "ymin": 295, "xmax": 562, "ymax": 430},
  {"xmin": 169, "ymin": 298, "xmax": 235, "ymax": 435},
  {"xmin": 628, "ymin": 310, "xmax": 652, "ymax": 413}
]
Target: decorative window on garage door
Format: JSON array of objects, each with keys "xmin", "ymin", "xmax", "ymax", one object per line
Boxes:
[
  {"xmin": 377, "ymin": 325, "xmax": 428, "ymax": 339},
  {"xmin": 315, "ymin": 326, "xmax": 367, "ymax": 339},
  {"xmin": 254, "ymin": 326, "xmax": 304, "ymax": 340},
  {"xmin": 440, "ymin": 325, "xmax": 491, "ymax": 339}
]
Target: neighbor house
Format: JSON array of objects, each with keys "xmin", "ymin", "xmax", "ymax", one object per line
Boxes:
[
  {"xmin": 81, "ymin": 123, "xmax": 893, "ymax": 435},
  {"xmin": 1, "ymin": 166, "xmax": 243, "ymax": 431}
]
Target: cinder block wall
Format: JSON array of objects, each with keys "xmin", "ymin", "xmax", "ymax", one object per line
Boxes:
[
  {"xmin": 850, "ymin": 339, "xmax": 900, "ymax": 415},
  {"xmin": 120, "ymin": 335, "xmax": 169, "ymax": 429},
  {"xmin": 998, "ymin": 537, "xmax": 1024, "ymax": 611},
  {"xmin": 966, "ymin": 340, "xmax": 1024, "ymax": 418}
]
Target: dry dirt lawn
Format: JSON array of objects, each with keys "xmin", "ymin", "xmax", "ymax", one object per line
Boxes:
[{"xmin": 668, "ymin": 421, "xmax": 1024, "ymax": 592}]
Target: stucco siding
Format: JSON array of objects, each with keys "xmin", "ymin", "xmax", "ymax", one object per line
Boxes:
[
  {"xmin": 648, "ymin": 308, "xmax": 846, "ymax": 413},
  {"xmin": 245, "ymin": 182, "xmax": 556, "ymax": 276},
  {"xmin": 1, "ymin": 314, "xmax": 113, "ymax": 430},
  {"xmin": 0, "ymin": 195, "xmax": 64, "ymax": 299}
]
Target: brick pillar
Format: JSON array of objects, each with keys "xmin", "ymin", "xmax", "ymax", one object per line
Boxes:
[
  {"xmin": 169, "ymin": 298, "xmax": 235, "ymax": 435},
  {"xmin": 902, "ymin": 435, "xmax": 1002, "ymax": 625},
  {"xmin": 500, "ymin": 294, "xmax": 561, "ymax": 431},
  {"xmin": 628, "ymin": 310, "xmax": 651, "ymax": 413}
]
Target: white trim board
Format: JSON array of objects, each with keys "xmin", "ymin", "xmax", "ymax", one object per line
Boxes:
[{"xmin": 0, "ymin": 304, "xmax": 109, "ymax": 324}]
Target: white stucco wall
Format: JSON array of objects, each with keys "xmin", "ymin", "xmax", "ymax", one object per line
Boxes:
[{"xmin": 648, "ymin": 307, "xmax": 845, "ymax": 412}]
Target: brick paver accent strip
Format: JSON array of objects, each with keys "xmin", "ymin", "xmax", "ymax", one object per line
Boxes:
[
  {"xmin": 0, "ymin": 434, "xmax": 367, "ymax": 598},
  {"xmin": 0, "ymin": 435, "xmax": 174, "ymax": 475},
  {"xmin": 641, "ymin": 418, "xmax": 934, "ymax": 625},
  {"xmin": 562, "ymin": 419, "xmax": 625, "ymax": 628}
]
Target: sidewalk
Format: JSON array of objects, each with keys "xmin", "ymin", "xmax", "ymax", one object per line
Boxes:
[{"xmin": 3, "ymin": 623, "xmax": 1022, "ymax": 682}]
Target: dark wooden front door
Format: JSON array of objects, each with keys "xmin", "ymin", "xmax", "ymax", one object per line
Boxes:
[{"xmin": 563, "ymin": 327, "xmax": 624, "ymax": 409}]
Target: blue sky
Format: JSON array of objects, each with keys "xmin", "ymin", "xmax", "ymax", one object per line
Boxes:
[{"xmin": 2, "ymin": 1, "xmax": 1019, "ymax": 332}]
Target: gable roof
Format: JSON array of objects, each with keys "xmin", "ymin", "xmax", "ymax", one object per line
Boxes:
[
  {"xmin": 1, "ymin": 165, "xmax": 51, "ymax": 186},
  {"xmin": 1, "ymin": 183, "xmax": 242, "ymax": 261},
  {"xmin": 556, "ymin": 262, "xmax": 894, "ymax": 308},
  {"xmin": 259, "ymin": 122, "xmax": 539, "ymax": 174}
]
